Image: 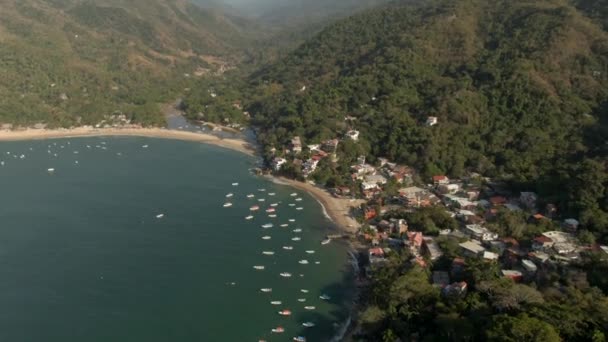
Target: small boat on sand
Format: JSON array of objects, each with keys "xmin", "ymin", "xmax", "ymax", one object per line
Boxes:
[
  {"xmin": 278, "ymin": 310, "xmax": 292, "ymax": 316},
  {"xmin": 261, "ymin": 288, "xmax": 272, "ymax": 292},
  {"xmin": 302, "ymin": 322, "xmax": 315, "ymax": 328}
]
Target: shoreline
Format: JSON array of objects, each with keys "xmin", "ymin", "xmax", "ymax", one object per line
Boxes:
[
  {"xmin": 0, "ymin": 127, "xmax": 257, "ymax": 156},
  {"xmin": 269, "ymin": 176, "xmax": 363, "ymax": 234}
]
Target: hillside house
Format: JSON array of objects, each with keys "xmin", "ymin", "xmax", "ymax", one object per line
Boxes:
[
  {"xmin": 321, "ymin": 139, "xmax": 339, "ymax": 153},
  {"xmin": 532, "ymin": 235, "xmax": 554, "ymax": 251},
  {"xmin": 272, "ymin": 157, "xmax": 287, "ymax": 171},
  {"xmin": 290, "ymin": 136, "xmax": 302, "ymax": 153},
  {"xmin": 426, "ymin": 116, "xmax": 438, "ymax": 126},
  {"xmin": 459, "ymin": 240, "xmax": 486, "ymax": 257},
  {"xmin": 346, "ymin": 130, "xmax": 360, "ymax": 141},
  {"xmin": 442, "ymin": 282, "xmax": 468, "ymax": 297},
  {"xmin": 464, "ymin": 224, "xmax": 498, "ymax": 241},
  {"xmin": 433, "ymin": 175, "xmax": 449, "ymax": 185},
  {"xmin": 502, "ymin": 270, "xmax": 523, "ymax": 282},
  {"xmin": 520, "ymin": 192, "xmax": 538, "ymax": 209},
  {"xmin": 422, "ymin": 237, "xmax": 443, "ymax": 261}
]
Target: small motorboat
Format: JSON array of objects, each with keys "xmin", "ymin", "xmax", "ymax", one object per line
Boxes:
[
  {"xmin": 245, "ymin": 215, "xmax": 254, "ymax": 220},
  {"xmin": 247, "ymin": 194, "xmax": 255, "ymax": 198},
  {"xmin": 270, "ymin": 203, "xmax": 279, "ymax": 207},
  {"xmin": 304, "ymin": 306, "xmax": 316, "ymax": 310},
  {"xmin": 299, "ymin": 260, "xmax": 309, "ymax": 265},
  {"xmin": 297, "ymin": 298, "xmax": 306, "ymax": 302},
  {"xmin": 47, "ymin": 168, "xmax": 55, "ymax": 173},
  {"xmin": 288, "ymin": 203, "xmax": 296, "ymax": 207},
  {"xmin": 282, "ymin": 246, "xmax": 293, "ymax": 250},
  {"xmin": 280, "ymin": 272, "xmax": 292, "ymax": 277},
  {"xmin": 226, "ymin": 193, "xmax": 234, "ymax": 198},
  {"xmin": 266, "ymin": 208, "xmax": 276, "ymax": 213},
  {"xmin": 261, "ymin": 223, "xmax": 273, "ymax": 228},
  {"xmin": 253, "ymin": 266, "xmax": 265, "ymax": 270},
  {"xmin": 271, "ymin": 327, "xmax": 284, "ymax": 333},
  {"xmin": 223, "ymin": 203, "xmax": 233, "ymax": 208},
  {"xmin": 302, "ymin": 322, "xmax": 315, "ymax": 328},
  {"xmin": 292, "ymin": 228, "xmax": 302, "ymax": 233},
  {"xmin": 258, "ymin": 198, "xmax": 266, "ymax": 202},
  {"xmin": 250, "ymin": 205, "xmax": 260, "ymax": 211},
  {"xmin": 156, "ymin": 214, "xmax": 165, "ymax": 219},
  {"xmin": 293, "ymin": 336, "xmax": 306, "ymax": 342},
  {"xmin": 319, "ymin": 294, "xmax": 331, "ymax": 300},
  {"xmin": 291, "ymin": 237, "xmax": 301, "ymax": 241},
  {"xmin": 142, "ymin": 145, "xmax": 149, "ymax": 148},
  {"xmin": 321, "ymin": 238, "xmax": 331, "ymax": 245},
  {"xmin": 290, "ymin": 193, "xmax": 297, "ymax": 197},
  {"xmin": 305, "ymin": 250, "xmax": 315, "ymax": 254},
  {"xmin": 280, "ymin": 224, "xmax": 289, "ymax": 227},
  {"xmin": 262, "ymin": 236, "xmax": 272, "ymax": 240},
  {"xmin": 288, "ymin": 219, "xmax": 296, "ymax": 222},
  {"xmin": 278, "ymin": 310, "xmax": 292, "ymax": 316},
  {"xmin": 300, "ymin": 289, "xmax": 309, "ymax": 293},
  {"xmin": 269, "ymin": 192, "xmax": 276, "ymax": 196},
  {"xmin": 258, "ymin": 188, "xmax": 266, "ymax": 192},
  {"xmin": 268, "ymin": 214, "xmax": 277, "ymax": 218},
  {"xmin": 260, "ymin": 288, "xmax": 272, "ymax": 292},
  {"xmin": 232, "ymin": 183, "xmax": 239, "ymax": 186},
  {"xmin": 315, "ymin": 261, "xmax": 321, "ymax": 264},
  {"xmin": 295, "ymin": 198, "xmax": 303, "ymax": 202},
  {"xmin": 296, "ymin": 207, "xmax": 304, "ymax": 211},
  {"xmin": 262, "ymin": 251, "xmax": 275, "ymax": 255},
  {"xmin": 270, "ymin": 301, "xmax": 282, "ymax": 305}
]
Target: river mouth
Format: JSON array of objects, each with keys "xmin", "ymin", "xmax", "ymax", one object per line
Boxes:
[{"xmin": 0, "ymin": 137, "xmax": 355, "ymax": 341}]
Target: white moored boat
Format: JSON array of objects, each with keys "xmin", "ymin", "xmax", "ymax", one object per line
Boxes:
[
  {"xmin": 304, "ymin": 306, "xmax": 316, "ymax": 310},
  {"xmin": 288, "ymin": 219, "xmax": 296, "ymax": 222},
  {"xmin": 299, "ymin": 260, "xmax": 309, "ymax": 265},
  {"xmin": 262, "ymin": 251, "xmax": 275, "ymax": 255},
  {"xmin": 278, "ymin": 310, "xmax": 292, "ymax": 316},
  {"xmin": 226, "ymin": 193, "xmax": 234, "ymax": 198},
  {"xmin": 295, "ymin": 198, "xmax": 302, "ymax": 202},
  {"xmin": 321, "ymin": 238, "xmax": 331, "ymax": 245},
  {"xmin": 291, "ymin": 237, "xmax": 301, "ymax": 241},
  {"xmin": 296, "ymin": 207, "xmax": 304, "ymax": 211},
  {"xmin": 292, "ymin": 228, "xmax": 302, "ymax": 233},
  {"xmin": 223, "ymin": 203, "xmax": 233, "ymax": 208},
  {"xmin": 270, "ymin": 203, "xmax": 279, "ymax": 207},
  {"xmin": 260, "ymin": 288, "xmax": 272, "ymax": 292},
  {"xmin": 297, "ymin": 298, "xmax": 306, "ymax": 302},
  {"xmin": 300, "ymin": 289, "xmax": 309, "ymax": 293},
  {"xmin": 232, "ymin": 183, "xmax": 239, "ymax": 186},
  {"xmin": 271, "ymin": 327, "xmax": 284, "ymax": 333},
  {"xmin": 156, "ymin": 214, "xmax": 165, "ymax": 219},
  {"xmin": 319, "ymin": 294, "xmax": 331, "ymax": 300},
  {"xmin": 302, "ymin": 322, "xmax": 315, "ymax": 328},
  {"xmin": 262, "ymin": 236, "xmax": 272, "ymax": 240},
  {"xmin": 269, "ymin": 192, "xmax": 276, "ymax": 196},
  {"xmin": 258, "ymin": 198, "xmax": 266, "ymax": 202},
  {"xmin": 250, "ymin": 205, "xmax": 260, "ymax": 211},
  {"xmin": 253, "ymin": 266, "xmax": 265, "ymax": 270},
  {"xmin": 268, "ymin": 214, "xmax": 277, "ymax": 218},
  {"xmin": 261, "ymin": 223, "xmax": 273, "ymax": 228},
  {"xmin": 247, "ymin": 194, "xmax": 255, "ymax": 198},
  {"xmin": 282, "ymin": 246, "xmax": 293, "ymax": 250},
  {"xmin": 47, "ymin": 168, "xmax": 55, "ymax": 173},
  {"xmin": 305, "ymin": 250, "xmax": 315, "ymax": 254},
  {"xmin": 245, "ymin": 215, "xmax": 254, "ymax": 220},
  {"xmin": 290, "ymin": 193, "xmax": 297, "ymax": 197},
  {"xmin": 280, "ymin": 272, "xmax": 292, "ymax": 278},
  {"xmin": 270, "ymin": 301, "xmax": 282, "ymax": 305},
  {"xmin": 280, "ymin": 224, "xmax": 289, "ymax": 227}
]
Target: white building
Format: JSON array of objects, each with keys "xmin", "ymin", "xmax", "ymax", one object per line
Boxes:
[
  {"xmin": 464, "ymin": 224, "xmax": 498, "ymax": 241},
  {"xmin": 272, "ymin": 157, "xmax": 287, "ymax": 171},
  {"xmin": 346, "ymin": 130, "xmax": 360, "ymax": 141},
  {"xmin": 426, "ymin": 116, "xmax": 438, "ymax": 126}
]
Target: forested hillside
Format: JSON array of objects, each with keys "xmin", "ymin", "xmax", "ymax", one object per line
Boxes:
[
  {"xmin": 247, "ymin": 0, "xmax": 608, "ymax": 239},
  {"xmin": 0, "ymin": 0, "xmax": 258, "ymax": 127}
]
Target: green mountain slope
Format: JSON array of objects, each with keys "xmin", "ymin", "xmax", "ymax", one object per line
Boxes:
[
  {"xmin": 0, "ymin": 0, "xmax": 258, "ymax": 126},
  {"xmin": 248, "ymin": 0, "xmax": 608, "ymax": 234}
]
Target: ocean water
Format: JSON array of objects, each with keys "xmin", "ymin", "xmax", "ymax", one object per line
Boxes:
[{"xmin": 0, "ymin": 137, "xmax": 355, "ymax": 342}]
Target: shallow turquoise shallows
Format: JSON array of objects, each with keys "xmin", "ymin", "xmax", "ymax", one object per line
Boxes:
[{"xmin": 0, "ymin": 137, "xmax": 355, "ymax": 342}]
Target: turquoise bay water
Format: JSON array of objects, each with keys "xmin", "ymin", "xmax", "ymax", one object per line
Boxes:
[{"xmin": 0, "ymin": 137, "xmax": 355, "ymax": 342}]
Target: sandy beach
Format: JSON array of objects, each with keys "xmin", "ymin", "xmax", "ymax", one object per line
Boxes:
[
  {"xmin": 0, "ymin": 127, "xmax": 256, "ymax": 156},
  {"xmin": 272, "ymin": 177, "xmax": 364, "ymax": 234}
]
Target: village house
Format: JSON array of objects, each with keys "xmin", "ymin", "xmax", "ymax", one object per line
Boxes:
[
  {"xmin": 290, "ymin": 136, "xmax": 302, "ymax": 153},
  {"xmin": 563, "ymin": 218, "xmax": 580, "ymax": 233},
  {"xmin": 369, "ymin": 247, "xmax": 386, "ymax": 264},
  {"xmin": 302, "ymin": 158, "xmax": 319, "ymax": 177},
  {"xmin": 364, "ymin": 174, "xmax": 387, "ymax": 186},
  {"xmin": 451, "ymin": 257, "xmax": 466, "ymax": 277},
  {"xmin": 483, "ymin": 251, "xmax": 500, "ymax": 261},
  {"xmin": 489, "ymin": 196, "xmax": 507, "ymax": 207},
  {"xmin": 459, "ymin": 240, "xmax": 486, "ymax": 257},
  {"xmin": 351, "ymin": 163, "xmax": 377, "ymax": 180},
  {"xmin": 521, "ymin": 259, "xmax": 538, "ymax": 273},
  {"xmin": 398, "ymin": 186, "xmax": 437, "ymax": 207},
  {"xmin": 532, "ymin": 235, "xmax": 554, "ymax": 251},
  {"xmin": 520, "ymin": 192, "xmax": 538, "ymax": 210},
  {"xmin": 464, "ymin": 224, "xmax": 498, "ymax": 241},
  {"xmin": 321, "ymin": 139, "xmax": 339, "ymax": 153},
  {"xmin": 438, "ymin": 183, "xmax": 460, "ymax": 194},
  {"xmin": 433, "ymin": 175, "xmax": 449, "ymax": 185},
  {"xmin": 502, "ymin": 270, "xmax": 523, "ymax": 282},
  {"xmin": 345, "ymin": 130, "xmax": 360, "ymax": 141},
  {"xmin": 406, "ymin": 232, "xmax": 424, "ymax": 256},
  {"xmin": 426, "ymin": 116, "xmax": 438, "ymax": 126},
  {"xmin": 442, "ymin": 194, "xmax": 478, "ymax": 210},
  {"xmin": 272, "ymin": 157, "xmax": 287, "ymax": 171},
  {"xmin": 422, "ymin": 237, "xmax": 443, "ymax": 261}
]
